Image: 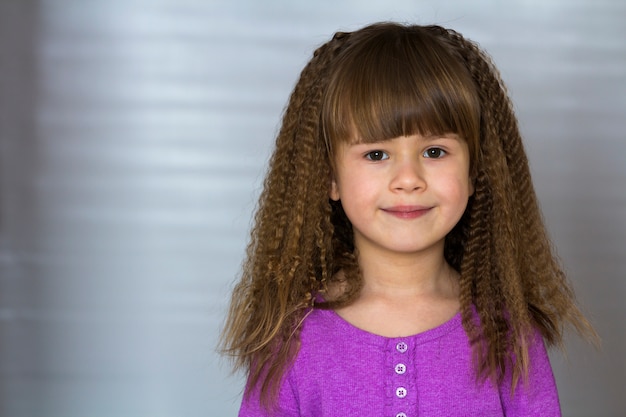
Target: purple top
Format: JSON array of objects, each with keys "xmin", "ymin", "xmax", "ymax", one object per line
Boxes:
[{"xmin": 239, "ymin": 308, "xmax": 561, "ymax": 416}]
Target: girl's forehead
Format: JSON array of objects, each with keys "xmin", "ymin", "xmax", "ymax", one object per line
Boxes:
[{"xmin": 340, "ymin": 132, "xmax": 465, "ymax": 147}]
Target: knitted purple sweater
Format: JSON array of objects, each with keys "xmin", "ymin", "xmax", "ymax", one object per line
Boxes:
[{"xmin": 239, "ymin": 308, "xmax": 561, "ymax": 416}]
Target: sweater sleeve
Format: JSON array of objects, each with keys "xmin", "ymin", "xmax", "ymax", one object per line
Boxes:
[
  {"xmin": 498, "ymin": 330, "xmax": 562, "ymax": 417},
  {"xmin": 238, "ymin": 371, "xmax": 300, "ymax": 417}
]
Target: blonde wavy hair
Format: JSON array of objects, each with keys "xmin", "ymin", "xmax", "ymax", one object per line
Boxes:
[{"xmin": 220, "ymin": 22, "xmax": 595, "ymax": 408}]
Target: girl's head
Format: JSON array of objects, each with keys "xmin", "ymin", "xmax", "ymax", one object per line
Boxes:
[{"xmin": 319, "ymin": 24, "xmax": 485, "ymax": 281}]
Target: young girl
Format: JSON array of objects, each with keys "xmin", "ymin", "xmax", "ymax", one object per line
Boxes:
[{"xmin": 221, "ymin": 22, "xmax": 595, "ymax": 416}]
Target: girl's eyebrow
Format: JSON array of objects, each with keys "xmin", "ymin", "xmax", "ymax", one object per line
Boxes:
[
  {"xmin": 347, "ymin": 139, "xmax": 390, "ymax": 146},
  {"xmin": 422, "ymin": 133, "xmax": 462, "ymax": 141}
]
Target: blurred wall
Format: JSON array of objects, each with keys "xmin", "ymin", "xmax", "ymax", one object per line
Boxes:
[{"xmin": 0, "ymin": 1, "xmax": 624, "ymax": 416}]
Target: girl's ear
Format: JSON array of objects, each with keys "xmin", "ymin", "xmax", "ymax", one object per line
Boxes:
[
  {"xmin": 468, "ymin": 176, "xmax": 475, "ymax": 196},
  {"xmin": 329, "ymin": 177, "xmax": 341, "ymax": 201}
]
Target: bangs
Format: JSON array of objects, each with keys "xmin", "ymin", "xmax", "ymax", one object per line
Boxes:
[{"xmin": 322, "ymin": 24, "xmax": 480, "ymax": 163}]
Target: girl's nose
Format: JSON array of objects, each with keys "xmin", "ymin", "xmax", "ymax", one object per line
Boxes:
[{"xmin": 390, "ymin": 158, "xmax": 426, "ymax": 192}]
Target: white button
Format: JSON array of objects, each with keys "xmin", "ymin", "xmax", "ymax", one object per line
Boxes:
[
  {"xmin": 395, "ymin": 363, "xmax": 407, "ymax": 375},
  {"xmin": 396, "ymin": 413, "xmax": 408, "ymax": 417},
  {"xmin": 395, "ymin": 387, "xmax": 407, "ymax": 398},
  {"xmin": 396, "ymin": 342, "xmax": 408, "ymax": 353}
]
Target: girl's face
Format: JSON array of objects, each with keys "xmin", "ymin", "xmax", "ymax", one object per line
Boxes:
[{"xmin": 330, "ymin": 133, "xmax": 473, "ymax": 260}]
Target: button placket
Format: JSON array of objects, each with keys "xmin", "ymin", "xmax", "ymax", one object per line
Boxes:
[{"xmin": 391, "ymin": 340, "xmax": 410, "ymax": 417}]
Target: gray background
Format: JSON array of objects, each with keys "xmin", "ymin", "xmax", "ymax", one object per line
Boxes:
[{"xmin": 0, "ymin": 0, "xmax": 624, "ymax": 416}]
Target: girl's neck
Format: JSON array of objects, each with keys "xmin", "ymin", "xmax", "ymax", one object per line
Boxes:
[
  {"xmin": 327, "ymin": 242, "xmax": 461, "ymax": 338},
  {"xmin": 332, "ymin": 248, "xmax": 460, "ymax": 337},
  {"xmin": 356, "ymin": 244, "xmax": 459, "ymax": 301}
]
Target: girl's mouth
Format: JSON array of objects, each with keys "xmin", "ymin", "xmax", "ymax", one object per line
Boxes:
[{"xmin": 382, "ymin": 206, "xmax": 431, "ymax": 219}]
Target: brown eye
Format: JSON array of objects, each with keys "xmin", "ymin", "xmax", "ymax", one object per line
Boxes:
[
  {"xmin": 365, "ymin": 150, "xmax": 389, "ymax": 161},
  {"xmin": 423, "ymin": 148, "xmax": 446, "ymax": 159}
]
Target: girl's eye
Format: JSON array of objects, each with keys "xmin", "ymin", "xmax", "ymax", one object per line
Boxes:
[
  {"xmin": 423, "ymin": 148, "xmax": 446, "ymax": 159},
  {"xmin": 364, "ymin": 150, "xmax": 389, "ymax": 161}
]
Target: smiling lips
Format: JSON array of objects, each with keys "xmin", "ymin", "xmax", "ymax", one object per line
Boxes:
[{"xmin": 382, "ymin": 205, "xmax": 432, "ymax": 219}]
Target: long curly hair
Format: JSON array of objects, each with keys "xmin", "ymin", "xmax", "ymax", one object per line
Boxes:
[{"xmin": 220, "ymin": 22, "xmax": 595, "ymax": 408}]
